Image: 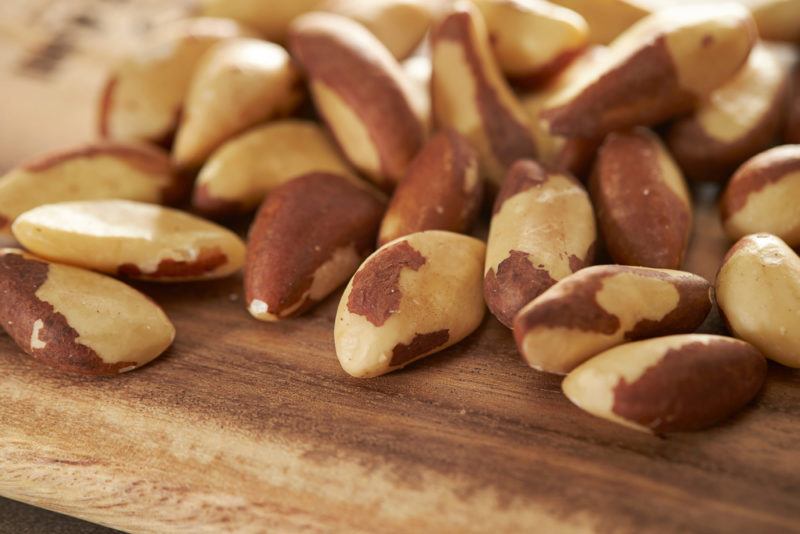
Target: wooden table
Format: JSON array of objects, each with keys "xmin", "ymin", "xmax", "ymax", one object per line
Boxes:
[{"xmin": 1, "ymin": 1, "xmax": 799, "ymax": 532}]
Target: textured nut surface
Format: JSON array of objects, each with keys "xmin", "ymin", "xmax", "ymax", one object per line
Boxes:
[
  {"xmin": 720, "ymin": 145, "xmax": 800, "ymax": 247},
  {"xmin": 322, "ymin": 0, "xmax": 432, "ymax": 60},
  {"xmin": 200, "ymin": 0, "xmax": 323, "ymax": 42},
  {"xmin": 562, "ymin": 334, "xmax": 766, "ymax": 433},
  {"xmin": 289, "ymin": 12, "xmax": 425, "ymax": 188},
  {"xmin": 172, "ymin": 38, "xmax": 302, "ymax": 168},
  {"xmin": 99, "ymin": 18, "xmax": 256, "ymax": 144},
  {"xmin": 0, "ymin": 249, "xmax": 175, "ymax": 375},
  {"xmin": 12, "ymin": 200, "xmax": 246, "ymax": 282},
  {"xmin": 474, "ymin": 0, "xmax": 588, "ymax": 87},
  {"xmin": 246, "ymin": 172, "xmax": 385, "ymax": 321},
  {"xmin": 378, "ymin": 130, "xmax": 481, "ymax": 246},
  {"xmin": 335, "ymin": 231, "xmax": 486, "ymax": 378},
  {"xmin": 431, "ymin": 1, "xmax": 537, "ymax": 188},
  {"xmin": 667, "ymin": 44, "xmax": 791, "ymax": 182},
  {"xmin": 541, "ymin": 4, "xmax": 756, "ymax": 138},
  {"xmin": 0, "ymin": 143, "xmax": 181, "ymax": 236},
  {"xmin": 591, "ymin": 128, "xmax": 692, "ymax": 269},
  {"xmin": 192, "ymin": 120, "xmax": 353, "ymax": 216},
  {"xmin": 484, "ymin": 160, "xmax": 596, "ymax": 328},
  {"xmin": 550, "ymin": 0, "xmax": 650, "ymax": 44},
  {"xmin": 716, "ymin": 234, "xmax": 800, "ymax": 368},
  {"xmin": 513, "ymin": 265, "xmax": 711, "ymax": 374}
]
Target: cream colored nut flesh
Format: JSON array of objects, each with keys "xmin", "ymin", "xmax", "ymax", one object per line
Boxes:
[
  {"xmin": 99, "ymin": 17, "xmax": 257, "ymax": 143},
  {"xmin": 12, "ymin": 200, "xmax": 246, "ymax": 282},
  {"xmin": 541, "ymin": 3, "xmax": 757, "ymax": 138},
  {"xmin": 0, "ymin": 248, "xmax": 175, "ymax": 376},
  {"xmin": 192, "ymin": 120, "xmax": 354, "ymax": 216},
  {"xmin": 0, "ymin": 143, "xmax": 180, "ymax": 237},
  {"xmin": 430, "ymin": 1, "xmax": 537, "ymax": 188},
  {"xmin": 716, "ymin": 234, "xmax": 800, "ymax": 368},
  {"xmin": 720, "ymin": 145, "xmax": 800, "ymax": 247},
  {"xmin": 474, "ymin": 0, "xmax": 589, "ymax": 86},
  {"xmin": 550, "ymin": 0, "xmax": 651, "ymax": 44},
  {"xmin": 562, "ymin": 334, "xmax": 766, "ymax": 433},
  {"xmin": 199, "ymin": 0, "xmax": 324, "ymax": 42},
  {"xmin": 172, "ymin": 38, "xmax": 302, "ymax": 168},
  {"xmin": 335, "ymin": 231, "xmax": 486, "ymax": 378},
  {"xmin": 512, "ymin": 265, "xmax": 712, "ymax": 374}
]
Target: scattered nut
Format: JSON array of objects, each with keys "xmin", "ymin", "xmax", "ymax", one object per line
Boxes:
[
  {"xmin": 720, "ymin": 145, "xmax": 800, "ymax": 247},
  {"xmin": 485, "ymin": 159, "xmax": 596, "ymax": 328},
  {"xmin": 289, "ymin": 12, "xmax": 426, "ymax": 189},
  {"xmin": 192, "ymin": 120, "xmax": 354, "ymax": 217},
  {"xmin": 378, "ymin": 130, "xmax": 482, "ymax": 247},
  {"xmin": 473, "ymin": 0, "xmax": 589, "ymax": 88},
  {"xmin": 513, "ymin": 265, "xmax": 711, "ymax": 374},
  {"xmin": 335, "ymin": 231, "xmax": 486, "ymax": 378},
  {"xmin": 562, "ymin": 334, "xmax": 766, "ymax": 433},
  {"xmin": 0, "ymin": 248, "xmax": 175, "ymax": 375},
  {"xmin": 591, "ymin": 127, "xmax": 692, "ymax": 269},
  {"xmin": 430, "ymin": 1, "xmax": 537, "ymax": 188},
  {"xmin": 172, "ymin": 38, "xmax": 302, "ymax": 169},
  {"xmin": 246, "ymin": 172, "xmax": 385, "ymax": 321},
  {"xmin": 0, "ymin": 143, "xmax": 183, "ymax": 237},
  {"xmin": 716, "ymin": 233, "xmax": 800, "ymax": 368},
  {"xmin": 99, "ymin": 18, "xmax": 256, "ymax": 144},
  {"xmin": 199, "ymin": 0, "xmax": 324, "ymax": 42},
  {"xmin": 12, "ymin": 200, "xmax": 246, "ymax": 282},
  {"xmin": 540, "ymin": 3, "xmax": 757, "ymax": 138},
  {"xmin": 667, "ymin": 44, "xmax": 791, "ymax": 182},
  {"xmin": 549, "ymin": 0, "xmax": 650, "ymax": 44}
]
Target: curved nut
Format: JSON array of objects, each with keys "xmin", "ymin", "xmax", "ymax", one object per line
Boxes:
[
  {"xmin": 562, "ymin": 334, "xmax": 766, "ymax": 433},
  {"xmin": 12, "ymin": 200, "xmax": 246, "ymax": 282},
  {"xmin": 378, "ymin": 130, "xmax": 482, "ymax": 247},
  {"xmin": 591, "ymin": 128, "xmax": 692, "ymax": 269},
  {"xmin": 192, "ymin": 120, "xmax": 354, "ymax": 217},
  {"xmin": 199, "ymin": 0, "xmax": 324, "ymax": 42},
  {"xmin": 289, "ymin": 12, "xmax": 425, "ymax": 188},
  {"xmin": 485, "ymin": 160, "xmax": 596, "ymax": 328},
  {"xmin": 720, "ymin": 145, "xmax": 800, "ymax": 247},
  {"xmin": 245, "ymin": 172, "xmax": 385, "ymax": 321},
  {"xmin": 550, "ymin": 0, "xmax": 651, "ymax": 45},
  {"xmin": 474, "ymin": 0, "xmax": 589, "ymax": 88},
  {"xmin": 0, "ymin": 143, "xmax": 183, "ymax": 236},
  {"xmin": 0, "ymin": 249, "xmax": 175, "ymax": 375},
  {"xmin": 322, "ymin": 0, "xmax": 433, "ymax": 60},
  {"xmin": 335, "ymin": 231, "xmax": 486, "ymax": 378},
  {"xmin": 667, "ymin": 44, "xmax": 791, "ymax": 182},
  {"xmin": 541, "ymin": 4, "xmax": 757, "ymax": 138},
  {"xmin": 173, "ymin": 38, "xmax": 302, "ymax": 168},
  {"xmin": 401, "ymin": 55, "xmax": 432, "ymax": 133},
  {"xmin": 513, "ymin": 265, "xmax": 712, "ymax": 374},
  {"xmin": 431, "ymin": 1, "xmax": 537, "ymax": 188},
  {"xmin": 716, "ymin": 233, "xmax": 800, "ymax": 367},
  {"xmin": 99, "ymin": 18, "xmax": 256, "ymax": 144}
]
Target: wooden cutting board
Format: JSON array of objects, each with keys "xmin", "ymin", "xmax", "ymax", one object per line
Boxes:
[{"xmin": 1, "ymin": 1, "xmax": 799, "ymax": 532}]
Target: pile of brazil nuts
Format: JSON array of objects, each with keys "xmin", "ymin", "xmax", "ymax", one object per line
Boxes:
[{"xmin": 0, "ymin": 0, "xmax": 799, "ymax": 435}]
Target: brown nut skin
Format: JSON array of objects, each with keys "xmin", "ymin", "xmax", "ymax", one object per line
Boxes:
[
  {"xmin": 0, "ymin": 249, "xmax": 175, "ymax": 376},
  {"xmin": 245, "ymin": 172, "xmax": 385, "ymax": 321},
  {"xmin": 473, "ymin": 0, "xmax": 589, "ymax": 88},
  {"xmin": 720, "ymin": 145, "xmax": 800, "ymax": 247},
  {"xmin": 549, "ymin": 0, "xmax": 651, "ymax": 45},
  {"xmin": 513, "ymin": 265, "xmax": 712, "ymax": 375},
  {"xmin": 541, "ymin": 4, "xmax": 757, "ymax": 139},
  {"xmin": 591, "ymin": 128, "xmax": 692, "ymax": 269},
  {"xmin": 667, "ymin": 44, "xmax": 791, "ymax": 183},
  {"xmin": 746, "ymin": 0, "xmax": 800, "ymax": 42},
  {"xmin": 377, "ymin": 130, "xmax": 482, "ymax": 247},
  {"xmin": 430, "ymin": 1, "xmax": 537, "ymax": 189},
  {"xmin": 484, "ymin": 160, "xmax": 596, "ymax": 328},
  {"xmin": 289, "ymin": 12, "xmax": 426, "ymax": 189},
  {"xmin": 786, "ymin": 67, "xmax": 800, "ymax": 144},
  {"xmin": 716, "ymin": 234, "xmax": 800, "ymax": 368},
  {"xmin": 0, "ymin": 143, "xmax": 184, "ymax": 236},
  {"xmin": 99, "ymin": 18, "xmax": 257, "ymax": 145},
  {"xmin": 562, "ymin": 334, "xmax": 766, "ymax": 433},
  {"xmin": 172, "ymin": 38, "xmax": 302, "ymax": 169}
]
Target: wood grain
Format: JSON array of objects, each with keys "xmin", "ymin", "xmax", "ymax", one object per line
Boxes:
[{"xmin": 1, "ymin": 2, "xmax": 799, "ymax": 533}]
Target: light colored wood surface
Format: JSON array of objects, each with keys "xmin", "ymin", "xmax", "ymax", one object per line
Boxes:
[{"xmin": 1, "ymin": 2, "xmax": 799, "ymax": 533}]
